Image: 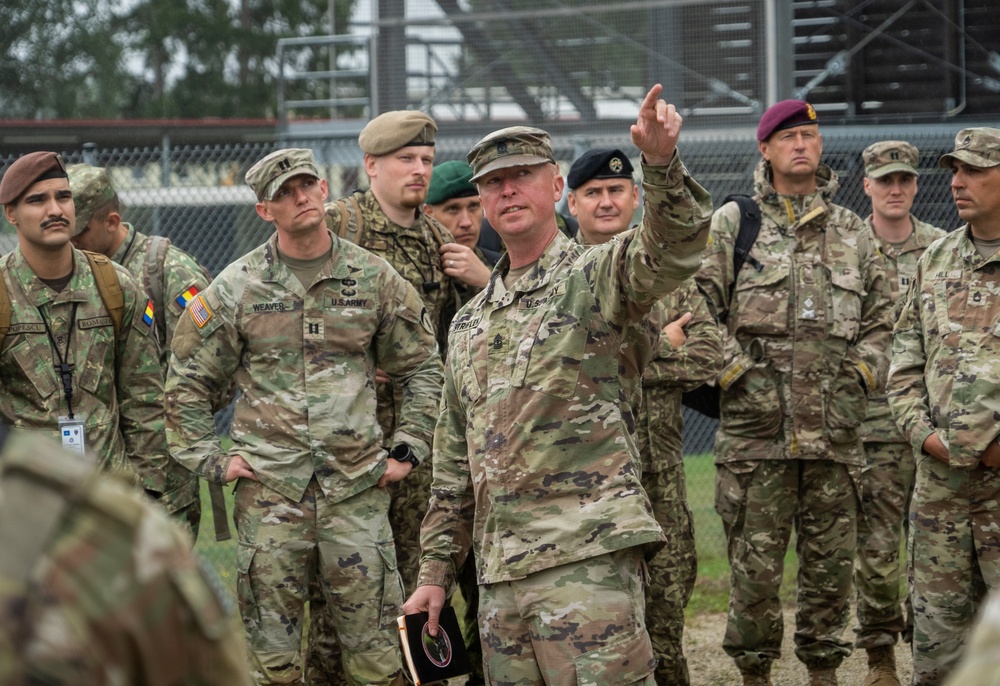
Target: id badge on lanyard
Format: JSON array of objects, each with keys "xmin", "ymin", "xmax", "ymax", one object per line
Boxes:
[{"xmin": 58, "ymin": 415, "xmax": 86, "ymax": 456}]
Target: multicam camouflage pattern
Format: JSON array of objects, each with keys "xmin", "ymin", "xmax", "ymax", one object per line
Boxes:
[
  {"xmin": 715, "ymin": 459, "xmax": 859, "ymax": 674},
  {"xmin": 477, "ymin": 549, "xmax": 656, "ymax": 686},
  {"xmin": 854, "ymin": 215, "xmax": 943, "ymax": 651},
  {"xmin": 111, "ymin": 222, "xmax": 213, "ymax": 531},
  {"xmin": 234, "ymin": 478, "xmax": 404, "ymax": 685},
  {"xmin": 416, "ymin": 154, "xmax": 713, "ymax": 590},
  {"xmin": 0, "ymin": 246, "xmax": 169, "ymax": 493},
  {"xmin": 888, "ymin": 225, "xmax": 1000, "ymax": 468},
  {"xmin": 907, "ymin": 455, "xmax": 1000, "ymax": 685},
  {"xmin": 635, "ymin": 280, "xmax": 721, "ymax": 686},
  {"xmin": 696, "ymin": 160, "xmax": 894, "ymax": 466},
  {"xmin": 0, "ymin": 428, "xmax": 250, "ymax": 686},
  {"xmin": 697, "ymin": 159, "xmax": 892, "ymax": 675},
  {"xmin": 887, "ymin": 225, "xmax": 1000, "ymax": 685}
]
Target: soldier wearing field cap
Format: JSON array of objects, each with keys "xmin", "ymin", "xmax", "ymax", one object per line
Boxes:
[
  {"xmin": 853, "ymin": 141, "xmax": 945, "ymax": 686},
  {"xmin": 0, "ymin": 151, "xmax": 170, "ymax": 502},
  {"xmin": 404, "ymin": 85, "xmax": 714, "ymax": 684},
  {"xmin": 567, "ymin": 146, "xmax": 722, "ymax": 686},
  {"xmin": 888, "ymin": 127, "xmax": 1000, "ymax": 686},
  {"xmin": 695, "ymin": 100, "xmax": 893, "ymax": 686},
  {"xmin": 165, "ymin": 146, "xmax": 442, "ymax": 685},
  {"xmin": 67, "ymin": 162, "xmax": 214, "ymax": 540}
]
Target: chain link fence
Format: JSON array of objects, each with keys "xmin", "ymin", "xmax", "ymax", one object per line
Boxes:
[{"xmin": 0, "ymin": 123, "xmax": 966, "ymax": 593}]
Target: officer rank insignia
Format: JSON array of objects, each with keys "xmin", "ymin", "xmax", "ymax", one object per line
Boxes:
[
  {"xmin": 142, "ymin": 299, "xmax": 155, "ymax": 326},
  {"xmin": 176, "ymin": 285, "xmax": 200, "ymax": 309},
  {"xmin": 189, "ymin": 294, "xmax": 213, "ymax": 328}
]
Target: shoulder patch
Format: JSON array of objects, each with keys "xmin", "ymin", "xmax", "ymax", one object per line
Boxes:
[
  {"xmin": 142, "ymin": 299, "xmax": 155, "ymax": 327},
  {"xmin": 175, "ymin": 285, "xmax": 200, "ymax": 309},
  {"xmin": 188, "ymin": 294, "xmax": 213, "ymax": 328}
]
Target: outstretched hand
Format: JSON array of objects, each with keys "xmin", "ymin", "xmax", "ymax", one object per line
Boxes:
[{"xmin": 630, "ymin": 83, "xmax": 682, "ymax": 166}]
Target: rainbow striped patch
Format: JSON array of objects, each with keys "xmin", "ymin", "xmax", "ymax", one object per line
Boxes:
[
  {"xmin": 176, "ymin": 285, "xmax": 200, "ymax": 309},
  {"xmin": 189, "ymin": 294, "xmax": 213, "ymax": 328},
  {"xmin": 142, "ymin": 299, "xmax": 155, "ymax": 326}
]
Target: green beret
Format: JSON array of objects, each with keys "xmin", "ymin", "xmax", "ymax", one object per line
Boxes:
[
  {"xmin": 245, "ymin": 148, "xmax": 321, "ymax": 202},
  {"xmin": 359, "ymin": 111, "xmax": 437, "ymax": 156},
  {"xmin": 67, "ymin": 164, "xmax": 117, "ymax": 235},
  {"xmin": 467, "ymin": 126, "xmax": 555, "ymax": 182},
  {"xmin": 0, "ymin": 151, "xmax": 67, "ymax": 205},
  {"xmin": 425, "ymin": 160, "xmax": 477, "ymax": 206}
]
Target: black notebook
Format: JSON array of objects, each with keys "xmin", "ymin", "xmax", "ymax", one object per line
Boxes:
[{"xmin": 397, "ymin": 605, "xmax": 472, "ymax": 685}]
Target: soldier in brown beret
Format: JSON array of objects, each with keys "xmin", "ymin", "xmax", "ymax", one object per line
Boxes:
[
  {"xmin": 0, "ymin": 152, "xmax": 171, "ymax": 507},
  {"xmin": 316, "ymin": 113, "xmax": 464, "ymax": 683},
  {"xmin": 695, "ymin": 101, "xmax": 894, "ymax": 686}
]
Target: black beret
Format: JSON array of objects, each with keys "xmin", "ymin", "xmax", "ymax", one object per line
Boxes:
[
  {"xmin": 566, "ymin": 148, "xmax": 634, "ymax": 190},
  {"xmin": 757, "ymin": 100, "xmax": 818, "ymax": 142},
  {"xmin": 0, "ymin": 151, "xmax": 68, "ymax": 205}
]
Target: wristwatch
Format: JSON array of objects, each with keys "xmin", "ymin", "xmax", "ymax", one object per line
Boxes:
[{"xmin": 390, "ymin": 443, "xmax": 420, "ymax": 469}]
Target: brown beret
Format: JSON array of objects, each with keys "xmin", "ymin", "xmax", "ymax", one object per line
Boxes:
[
  {"xmin": 359, "ymin": 110, "xmax": 437, "ymax": 156},
  {"xmin": 0, "ymin": 151, "xmax": 68, "ymax": 205}
]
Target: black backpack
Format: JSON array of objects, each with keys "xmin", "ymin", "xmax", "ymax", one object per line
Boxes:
[{"xmin": 680, "ymin": 194, "xmax": 762, "ymax": 419}]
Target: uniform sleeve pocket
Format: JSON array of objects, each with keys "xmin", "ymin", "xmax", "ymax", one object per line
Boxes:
[{"xmin": 573, "ymin": 628, "xmax": 656, "ymax": 686}]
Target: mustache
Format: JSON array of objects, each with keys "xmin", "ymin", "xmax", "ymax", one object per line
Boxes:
[{"xmin": 41, "ymin": 217, "xmax": 70, "ymax": 230}]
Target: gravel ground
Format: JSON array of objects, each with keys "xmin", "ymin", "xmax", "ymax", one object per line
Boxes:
[{"xmin": 684, "ymin": 606, "xmax": 913, "ymax": 685}]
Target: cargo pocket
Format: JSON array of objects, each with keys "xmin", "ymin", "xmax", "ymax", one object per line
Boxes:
[
  {"xmin": 573, "ymin": 628, "xmax": 656, "ymax": 686},
  {"xmin": 376, "ymin": 539, "xmax": 404, "ymax": 630},
  {"xmin": 720, "ymin": 361, "xmax": 783, "ymax": 439},
  {"xmin": 825, "ymin": 368, "xmax": 868, "ymax": 444},
  {"xmin": 236, "ymin": 543, "xmax": 262, "ymax": 633}
]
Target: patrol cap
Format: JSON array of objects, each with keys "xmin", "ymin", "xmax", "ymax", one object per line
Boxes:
[
  {"xmin": 425, "ymin": 160, "xmax": 477, "ymax": 206},
  {"xmin": 862, "ymin": 141, "xmax": 920, "ymax": 179},
  {"xmin": 467, "ymin": 126, "xmax": 555, "ymax": 182},
  {"xmin": 757, "ymin": 100, "xmax": 819, "ymax": 142},
  {"xmin": 567, "ymin": 148, "xmax": 634, "ymax": 190},
  {"xmin": 0, "ymin": 151, "xmax": 68, "ymax": 205},
  {"xmin": 938, "ymin": 127, "xmax": 1000, "ymax": 169},
  {"xmin": 67, "ymin": 164, "xmax": 117, "ymax": 235},
  {"xmin": 245, "ymin": 148, "xmax": 321, "ymax": 202},
  {"xmin": 358, "ymin": 110, "xmax": 437, "ymax": 156}
]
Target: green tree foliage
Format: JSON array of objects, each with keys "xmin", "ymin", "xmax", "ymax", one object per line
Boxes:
[{"xmin": 0, "ymin": 0, "xmax": 356, "ymax": 120}]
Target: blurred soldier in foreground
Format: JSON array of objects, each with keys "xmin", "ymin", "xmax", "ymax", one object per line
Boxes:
[
  {"xmin": 567, "ymin": 147, "xmax": 722, "ymax": 685},
  {"xmin": 0, "ymin": 151, "xmax": 169, "ymax": 498},
  {"xmin": 696, "ymin": 101, "xmax": 893, "ymax": 686},
  {"xmin": 888, "ymin": 127, "xmax": 1000, "ymax": 686},
  {"xmin": 165, "ymin": 148, "xmax": 443, "ymax": 685},
  {"xmin": 0, "ymin": 424, "xmax": 251, "ymax": 685},
  {"xmin": 853, "ymin": 141, "xmax": 945, "ymax": 686},
  {"xmin": 942, "ymin": 592, "xmax": 1000, "ymax": 686},
  {"xmin": 67, "ymin": 162, "xmax": 214, "ymax": 538},
  {"xmin": 404, "ymin": 84, "xmax": 713, "ymax": 685}
]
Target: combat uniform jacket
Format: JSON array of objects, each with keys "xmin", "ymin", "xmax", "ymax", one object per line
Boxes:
[
  {"xmin": 0, "ymin": 427, "xmax": 250, "ymax": 686},
  {"xmin": 888, "ymin": 225, "xmax": 1000, "ymax": 469},
  {"xmin": 696, "ymin": 160, "xmax": 893, "ymax": 465},
  {"xmin": 417, "ymin": 155, "xmax": 714, "ymax": 589},
  {"xmin": 860, "ymin": 216, "xmax": 945, "ymax": 444},
  {"xmin": 165, "ymin": 230, "xmax": 443, "ymax": 503},
  {"xmin": 111, "ymin": 222, "xmax": 212, "ymax": 366},
  {"xmin": 324, "ymin": 189, "xmax": 462, "ymax": 351},
  {"xmin": 0, "ymin": 247, "xmax": 168, "ymax": 492}
]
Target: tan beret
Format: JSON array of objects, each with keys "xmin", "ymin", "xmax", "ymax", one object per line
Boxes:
[
  {"xmin": 359, "ymin": 110, "xmax": 437, "ymax": 156},
  {"xmin": 245, "ymin": 148, "xmax": 322, "ymax": 202},
  {"xmin": 0, "ymin": 151, "xmax": 68, "ymax": 205}
]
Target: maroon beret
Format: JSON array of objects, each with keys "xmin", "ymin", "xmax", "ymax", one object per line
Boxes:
[
  {"xmin": 757, "ymin": 100, "xmax": 819, "ymax": 142},
  {"xmin": 0, "ymin": 151, "xmax": 68, "ymax": 205}
]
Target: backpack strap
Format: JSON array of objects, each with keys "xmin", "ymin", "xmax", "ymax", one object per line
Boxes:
[
  {"xmin": 0, "ymin": 270, "xmax": 10, "ymax": 353},
  {"xmin": 143, "ymin": 236, "xmax": 172, "ymax": 347},
  {"xmin": 334, "ymin": 193, "xmax": 366, "ymax": 243},
  {"xmin": 83, "ymin": 251, "xmax": 125, "ymax": 342},
  {"xmin": 722, "ymin": 194, "xmax": 764, "ymax": 305}
]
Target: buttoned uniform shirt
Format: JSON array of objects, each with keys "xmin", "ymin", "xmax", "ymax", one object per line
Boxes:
[
  {"xmin": 888, "ymin": 226, "xmax": 1000, "ymax": 468},
  {"xmin": 165, "ymin": 230, "xmax": 443, "ymax": 503},
  {"xmin": 696, "ymin": 160, "xmax": 893, "ymax": 465},
  {"xmin": 860, "ymin": 216, "xmax": 945, "ymax": 444},
  {"xmin": 417, "ymin": 154, "xmax": 714, "ymax": 590},
  {"xmin": 0, "ymin": 247, "xmax": 168, "ymax": 492},
  {"xmin": 111, "ymin": 222, "xmax": 212, "ymax": 366}
]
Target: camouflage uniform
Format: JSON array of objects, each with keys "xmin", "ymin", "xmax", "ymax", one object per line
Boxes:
[
  {"xmin": 887, "ymin": 225, "xmax": 1000, "ymax": 685},
  {"xmin": 418, "ymin": 155, "xmax": 713, "ymax": 683},
  {"xmin": 855, "ymin": 216, "xmax": 944, "ymax": 651},
  {"xmin": 165, "ymin": 230, "xmax": 443, "ymax": 686},
  {"xmin": 0, "ymin": 246, "xmax": 169, "ymax": 495},
  {"xmin": 0, "ymin": 426, "xmax": 251, "ymax": 686},
  {"xmin": 696, "ymin": 159, "xmax": 893, "ymax": 676},
  {"xmin": 109, "ymin": 221, "xmax": 213, "ymax": 534}
]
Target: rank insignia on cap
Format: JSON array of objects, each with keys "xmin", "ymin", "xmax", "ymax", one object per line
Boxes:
[
  {"xmin": 962, "ymin": 135, "xmax": 972, "ymax": 147},
  {"xmin": 142, "ymin": 299, "xmax": 155, "ymax": 327},
  {"xmin": 609, "ymin": 157, "xmax": 623, "ymax": 173},
  {"xmin": 176, "ymin": 285, "xmax": 200, "ymax": 309},
  {"xmin": 189, "ymin": 294, "xmax": 213, "ymax": 328},
  {"xmin": 497, "ymin": 142, "xmax": 508, "ymax": 154},
  {"xmin": 277, "ymin": 158, "xmax": 291, "ymax": 172}
]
